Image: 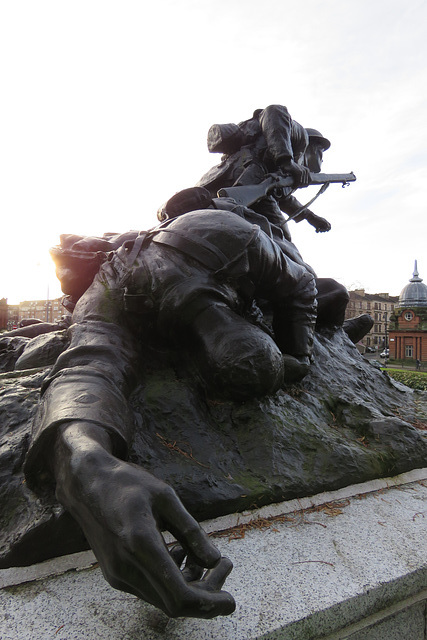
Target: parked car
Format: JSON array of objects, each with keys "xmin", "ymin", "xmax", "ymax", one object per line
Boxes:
[
  {"xmin": 380, "ymin": 349, "xmax": 389, "ymax": 358},
  {"xmin": 365, "ymin": 346, "xmax": 376, "ymax": 353}
]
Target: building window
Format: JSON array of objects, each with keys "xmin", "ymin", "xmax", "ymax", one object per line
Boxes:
[
  {"xmin": 404, "ymin": 311, "xmax": 413, "ymax": 321},
  {"xmin": 405, "ymin": 345, "xmax": 414, "ymax": 358}
]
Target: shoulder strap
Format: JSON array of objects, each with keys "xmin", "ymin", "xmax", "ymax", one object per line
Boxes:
[
  {"xmin": 152, "ymin": 228, "xmax": 230, "ymax": 271},
  {"xmin": 126, "ymin": 232, "xmax": 148, "ymax": 263}
]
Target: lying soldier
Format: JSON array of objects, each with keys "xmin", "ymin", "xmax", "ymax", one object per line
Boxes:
[{"xmin": 25, "ymin": 207, "xmax": 318, "ymax": 618}]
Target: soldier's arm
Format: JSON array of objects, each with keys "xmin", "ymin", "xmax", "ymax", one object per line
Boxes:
[
  {"xmin": 279, "ymin": 194, "xmax": 331, "ymax": 233},
  {"xmin": 24, "ymin": 256, "xmax": 235, "ymax": 619},
  {"xmin": 258, "ymin": 105, "xmax": 311, "ymax": 186},
  {"xmin": 51, "ymin": 420, "xmax": 235, "ymax": 618}
]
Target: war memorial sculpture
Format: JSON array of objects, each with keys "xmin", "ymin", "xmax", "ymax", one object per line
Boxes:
[{"xmin": 1, "ymin": 105, "xmax": 427, "ymax": 619}]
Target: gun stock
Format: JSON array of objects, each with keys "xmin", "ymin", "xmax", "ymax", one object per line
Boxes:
[{"xmin": 217, "ymin": 172, "xmax": 356, "ymax": 207}]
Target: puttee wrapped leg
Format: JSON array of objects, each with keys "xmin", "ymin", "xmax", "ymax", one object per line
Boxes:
[{"xmin": 272, "ymin": 273, "xmax": 318, "ymax": 383}]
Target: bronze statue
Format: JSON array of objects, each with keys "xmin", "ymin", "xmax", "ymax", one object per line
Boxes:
[
  {"xmin": 24, "ymin": 208, "xmax": 320, "ymax": 618},
  {"xmin": 20, "ymin": 104, "xmax": 372, "ymax": 619},
  {"xmin": 159, "ymin": 104, "xmax": 371, "ymax": 342},
  {"xmin": 195, "ymin": 105, "xmax": 334, "ymax": 236}
]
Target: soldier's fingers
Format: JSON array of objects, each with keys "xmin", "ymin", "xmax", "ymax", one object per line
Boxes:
[
  {"xmin": 186, "ymin": 587, "xmax": 236, "ymax": 618},
  {"xmin": 182, "ymin": 554, "xmax": 205, "ymax": 582},
  {"xmin": 300, "ymin": 166, "xmax": 311, "ymax": 186},
  {"xmin": 161, "ymin": 493, "xmax": 221, "ymax": 568},
  {"xmin": 169, "ymin": 543, "xmax": 186, "ymax": 567},
  {"xmin": 200, "ymin": 556, "xmax": 234, "ymax": 591},
  {"xmin": 169, "ymin": 545, "xmax": 205, "ymax": 581},
  {"xmin": 182, "ymin": 578, "xmax": 236, "ymax": 618}
]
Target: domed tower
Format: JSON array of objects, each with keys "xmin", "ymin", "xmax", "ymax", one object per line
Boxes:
[
  {"xmin": 389, "ymin": 261, "xmax": 427, "ymax": 363},
  {"xmin": 398, "ymin": 261, "xmax": 427, "ymax": 308}
]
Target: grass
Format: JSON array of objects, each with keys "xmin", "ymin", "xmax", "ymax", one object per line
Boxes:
[{"xmin": 381, "ymin": 367, "xmax": 427, "ymax": 390}]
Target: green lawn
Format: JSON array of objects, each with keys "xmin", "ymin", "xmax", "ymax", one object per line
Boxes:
[{"xmin": 382, "ymin": 368, "xmax": 427, "ymax": 390}]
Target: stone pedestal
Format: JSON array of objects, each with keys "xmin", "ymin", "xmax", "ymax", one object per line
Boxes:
[{"xmin": 2, "ymin": 469, "xmax": 427, "ymax": 640}]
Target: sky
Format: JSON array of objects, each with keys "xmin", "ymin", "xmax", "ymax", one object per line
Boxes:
[{"xmin": 1, "ymin": 0, "xmax": 426, "ymax": 304}]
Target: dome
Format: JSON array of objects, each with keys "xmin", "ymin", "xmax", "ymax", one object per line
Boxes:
[{"xmin": 399, "ymin": 261, "xmax": 427, "ymax": 308}]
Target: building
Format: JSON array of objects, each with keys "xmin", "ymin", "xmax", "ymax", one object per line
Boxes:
[
  {"xmin": 345, "ymin": 289, "xmax": 398, "ymax": 352},
  {"xmin": 6, "ymin": 305, "xmax": 20, "ymax": 330},
  {"xmin": 0, "ymin": 299, "xmax": 8, "ymax": 330},
  {"xmin": 389, "ymin": 262, "xmax": 427, "ymax": 363},
  {"xmin": 0, "ymin": 298, "xmax": 64, "ymax": 331},
  {"xmin": 17, "ymin": 298, "xmax": 64, "ymax": 324}
]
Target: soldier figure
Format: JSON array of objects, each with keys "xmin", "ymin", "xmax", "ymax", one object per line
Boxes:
[
  {"xmin": 159, "ymin": 105, "xmax": 372, "ymax": 341},
  {"xmin": 196, "ymin": 104, "xmax": 332, "ymax": 237},
  {"xmin": 22, "ymin": 105, "xmax": 371, "ymax": 619},
  {"xmin": 25, "ymin": 208, "xmax": 318, "ymax": 618}
]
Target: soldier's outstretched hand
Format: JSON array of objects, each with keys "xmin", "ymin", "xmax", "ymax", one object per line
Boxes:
[
  {"xmin": 305, "ymin": 212, "xmax": 332, "ymax": 233},
  {"xmin": 53, "ymin": 422, "xmax": 236, "ymax": 619}
]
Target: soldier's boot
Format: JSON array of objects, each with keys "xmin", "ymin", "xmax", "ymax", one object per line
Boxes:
[
  {"xmin": 342, "ymin": 314, "xmax": 374, "ymax": 344},
  {"xmin": 278, "ymin": 322, "xmax": 314, "ymax": 384},
  {"xmin": 282, "ymin": 354, "xmax": 311, "ymax": 384}
]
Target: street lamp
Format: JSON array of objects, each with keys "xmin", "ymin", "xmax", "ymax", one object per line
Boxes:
[{"xmin": 383, "ymin": 311, "xmax": 388, "ymax": 356}]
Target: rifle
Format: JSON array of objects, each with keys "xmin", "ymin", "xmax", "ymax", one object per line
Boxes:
[{"xmin": 216, "ymin": 171, "xmax": 356, "ymax": 208}]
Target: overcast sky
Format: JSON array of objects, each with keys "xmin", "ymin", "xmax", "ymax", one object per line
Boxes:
[{"xmin": 1, "ymin": 0, "xmax": 426, "ymax": 304}]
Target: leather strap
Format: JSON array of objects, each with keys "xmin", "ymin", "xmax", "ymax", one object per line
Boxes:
[{"xmin": 152, "ymin": 229, "xmax": 230, "ymax": 270}]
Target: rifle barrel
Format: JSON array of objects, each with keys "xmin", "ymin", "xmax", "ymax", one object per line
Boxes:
[
  {"xmin": 309, "ymin": 172, "xmax": 356, "ymax": 184},
  {"xmin": 216, "ymin": 171, "xmax": 356, "ymax": 207}
]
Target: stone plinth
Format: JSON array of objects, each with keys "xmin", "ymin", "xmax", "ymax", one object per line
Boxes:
[{"xmin": 1, "ymin": 469, "xmax": 427, "ymax": 640}]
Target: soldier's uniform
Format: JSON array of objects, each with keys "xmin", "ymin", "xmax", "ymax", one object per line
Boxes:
[{"xmin": 24, "ymin": 209, "xmax": 317, "ymax": 489}]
